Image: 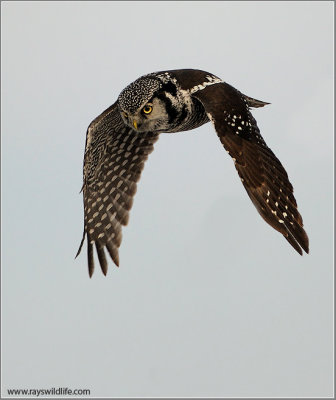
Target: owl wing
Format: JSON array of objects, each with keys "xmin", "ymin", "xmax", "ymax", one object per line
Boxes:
[
  {"xmin": 192, "ymin": 82, "xmax": 309, "ymax": 255},
  {"xmin": 76, "ymin": 102, "xmax": 159, "ymax": 276}
]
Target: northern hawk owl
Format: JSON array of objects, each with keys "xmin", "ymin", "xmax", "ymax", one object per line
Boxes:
[{"xmin": 77, "ymin": 69, "xmax": 309, "ymax": 276}]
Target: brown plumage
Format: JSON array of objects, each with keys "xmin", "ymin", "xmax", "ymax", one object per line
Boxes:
[
  {"xmin": 77, "ymin": 69, "xmax": 309, "ymax": 276},
  {"xmin": 193, "ymin": 82, "xmax": 309, "ymax": 255}
]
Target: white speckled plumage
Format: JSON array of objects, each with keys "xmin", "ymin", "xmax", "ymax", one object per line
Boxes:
[{"xmin": 77, "ymin": 69, "xmax": 309, "ymax": 276}]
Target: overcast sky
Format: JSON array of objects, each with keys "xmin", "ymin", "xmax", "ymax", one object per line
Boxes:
[{"xmin": 1, "ymin": 1, "xmax": 333, "ymax": 398}]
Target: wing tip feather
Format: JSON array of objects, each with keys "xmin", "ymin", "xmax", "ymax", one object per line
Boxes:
[
  {"xmin": 75, "ymin": 231, "xmax": 85, "ymax": 259},
  {"xmin": 106, "ymin": 242, "xmax": 120, "ymax": 267},
  {"xmin": 88, "ymin": 240, "xmax": 95, "ymax": 277},
  {"xmin": 95, "ymin": 243, "xmax": 108, "ymax": 276},
  {"xmin": 283, "ymin": 226, "xmax": 309, "ymax": 256}
]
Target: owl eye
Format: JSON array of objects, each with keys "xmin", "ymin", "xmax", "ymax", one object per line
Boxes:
[{"xmin": 142, "ymin": 105, "xmax": 153, "ymax": 114}]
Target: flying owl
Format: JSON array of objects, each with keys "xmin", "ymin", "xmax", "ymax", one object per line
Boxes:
[{"xmin": 76, "ymin": 69, "xmax": 309, "ymax": 277}]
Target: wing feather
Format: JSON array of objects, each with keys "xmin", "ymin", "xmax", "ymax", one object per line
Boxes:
[
  {"xmin": 77, "ymin": 102, "xmax": 159, "ymax": 276},
  {"xmin": 192, "ymin": 83, "xmax": 309, "ymax": 255}
]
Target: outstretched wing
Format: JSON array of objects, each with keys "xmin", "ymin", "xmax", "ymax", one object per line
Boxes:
[
  {"xmin": 192, "ymin": 83, "xmax": 309, "ymax": 255},
  {"xmin": 77, "ymin": 102, "xmax": 159, "ymax": 276}
]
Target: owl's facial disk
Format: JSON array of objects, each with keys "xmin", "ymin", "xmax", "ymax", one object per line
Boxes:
[{"xmin": 120, "ymin": 97, "xmax": 170, "ymax": 133}]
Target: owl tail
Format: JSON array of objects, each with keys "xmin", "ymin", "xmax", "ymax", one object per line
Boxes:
[{"xmin": 243, "ymin": 94, "xmax": 270, "ymax": 108}]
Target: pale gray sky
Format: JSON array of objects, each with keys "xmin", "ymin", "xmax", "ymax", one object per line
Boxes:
[{"xmin": 1, "ymin": 1, "xmax": 333, "ymax": 398}]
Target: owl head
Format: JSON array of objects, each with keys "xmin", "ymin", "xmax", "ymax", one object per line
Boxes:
[{"xmin": 117, "ymin": 75, "xmax": 182, "ymax": 133}]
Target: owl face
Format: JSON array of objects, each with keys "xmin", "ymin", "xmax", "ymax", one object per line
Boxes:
[
  {"xmin": 117, "ymin": 75, "xmax": 185, "ymax": 133},
  {"xmin": 119, "ymin": 96, "xmax": 172, "ymax": 133}
]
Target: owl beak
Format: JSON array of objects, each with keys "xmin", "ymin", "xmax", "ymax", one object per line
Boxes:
[{"xmin": 133, "ymin": 120, "xmax": 138, "ymax": 130}]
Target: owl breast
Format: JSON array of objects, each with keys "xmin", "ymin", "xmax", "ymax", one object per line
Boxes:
[
  {"xmin": 178, "ymin": 96, "xmax": 209, "ymax": 132},
  {"xmin": 163, "ymin": 94, "xmax": 209, "ymax": 134}
]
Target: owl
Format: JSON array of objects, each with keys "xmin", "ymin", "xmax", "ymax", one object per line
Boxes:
[{"xmin": 76, "ymin": 69, "xmax": 309, "ymax": 277}]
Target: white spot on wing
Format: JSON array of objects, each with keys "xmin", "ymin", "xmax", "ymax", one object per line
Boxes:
[
  {"xmin": 206, "ymin": 112, "xmax": 215, "ymax": 123},
  {"xmin": 189, "ymin": 76, "xmax": 223, "ymax": 94}
]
